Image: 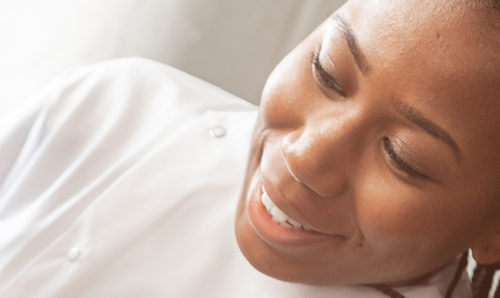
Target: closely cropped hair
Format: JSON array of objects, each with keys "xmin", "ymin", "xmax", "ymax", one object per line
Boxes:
[{"xmin": 472, "ymin": 262, "xmax": 500, "ymax": 298}]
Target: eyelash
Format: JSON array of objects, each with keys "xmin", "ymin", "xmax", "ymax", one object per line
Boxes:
[
  {"xmin": 311, "ymin": 50, "xmax": 347, "ymax": 97},
  {"xmin": 382, "ymin": 137, "xmax": 429, "ymax": 181}
]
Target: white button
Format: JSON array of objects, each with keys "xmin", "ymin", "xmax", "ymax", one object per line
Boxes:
[
  {"xmin": 67, "ymin": 247, "xmax": 81, "ymax": 262},
  {"xmin": 209, "ymin": 125, "xmax": 226, "ymax": 138}
]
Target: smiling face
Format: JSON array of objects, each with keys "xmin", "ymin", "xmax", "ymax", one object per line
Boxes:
[{"xmin": 235, "ymin": 0, "xmax": 500, "ymax": 286}]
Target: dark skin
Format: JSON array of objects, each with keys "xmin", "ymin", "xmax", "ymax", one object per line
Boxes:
[{"xmin": 235, "ymin": 0, "xmax": 500, "ymax": 287}]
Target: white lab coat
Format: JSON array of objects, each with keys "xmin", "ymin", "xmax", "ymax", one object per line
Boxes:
[{"xmin": 0, "ymin": 58, "xmax": 470, "ymax": 298}]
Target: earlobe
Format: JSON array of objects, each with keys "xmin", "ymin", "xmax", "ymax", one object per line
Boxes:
[{"xmin": 471, "ymin": 230, "xmax": 500, "ymax": 265}]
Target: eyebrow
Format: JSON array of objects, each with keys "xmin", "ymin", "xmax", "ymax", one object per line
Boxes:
[
  {"xmin": 331, "ymin": 14, "xmax": 370, "ymax": 74},
  {"xmin": 393, "ymin": 100, "xmax": 461, "ymax": 162}
]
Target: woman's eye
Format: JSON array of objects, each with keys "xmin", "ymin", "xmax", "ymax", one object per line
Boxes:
[
  {"xmin": 311, "ymin": 50, "xmax": 346, "ymax": 97},
  {"xmin": 382, "ymin": 137, "xmax": 429, "ymax": 181}
]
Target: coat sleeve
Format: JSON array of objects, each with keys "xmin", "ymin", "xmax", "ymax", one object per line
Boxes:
[{"xmin": 0, "ymin": 57, "xmax": 245, "ymax": 210}]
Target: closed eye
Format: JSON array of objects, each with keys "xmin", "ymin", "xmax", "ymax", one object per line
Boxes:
[
  {"xmin": 382, "ymin": 137, "xmax": 430, "ymax": 181},
  {"xmin": 311, "ymin": 50, "xmax": 346, "ymax": 97}
]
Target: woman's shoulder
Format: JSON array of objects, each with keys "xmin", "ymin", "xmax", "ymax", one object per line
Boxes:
[
  {"xmin": 42, "ymin": 57, "xmax": 256, "ymax": 121},
  {"xmin": 10, "ymin": 57, "xmax": 257, "ymax": 152}
]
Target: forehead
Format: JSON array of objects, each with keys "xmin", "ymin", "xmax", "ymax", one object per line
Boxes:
[
  {"xmin": 346, "ymin": 0, "xmax": 500, "ymax": 76},
  {"xmin": 334, "ymin": 0, "xmax": 500, "ymax": 173}
]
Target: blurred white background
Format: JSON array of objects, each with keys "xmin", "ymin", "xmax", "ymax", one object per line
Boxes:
[{"xmin": 0, "ymin": 0, "xmax": 345, "ymax": 116}]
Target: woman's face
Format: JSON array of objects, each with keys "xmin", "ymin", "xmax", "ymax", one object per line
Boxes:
[{"xmin": 235, "ymin": 0, "xmax": 500, "ymax": 286}]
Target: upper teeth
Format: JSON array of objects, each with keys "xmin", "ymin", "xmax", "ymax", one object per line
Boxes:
[{"xmin": 261, "ymin": 186, "xmax": 304, "ymax": 229}]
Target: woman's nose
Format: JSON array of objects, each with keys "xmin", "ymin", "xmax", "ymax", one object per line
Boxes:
[{"xmin": 280, "ymin": 113, "xmax": 362, "ymax": 198}]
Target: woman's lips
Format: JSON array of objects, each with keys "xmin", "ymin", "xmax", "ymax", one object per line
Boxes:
[{"xmin": 246, "ymin": 170, "xmax": 345, "ymax": 247}]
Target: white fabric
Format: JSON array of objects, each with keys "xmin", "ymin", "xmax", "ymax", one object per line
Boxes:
[{"xmin": 0, "ymin": 58, "xmax": 470, "ymax": 298}]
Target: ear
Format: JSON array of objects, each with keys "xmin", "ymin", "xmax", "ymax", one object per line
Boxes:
[{"xmin": 471, "ymin": 228, "xmax": 500, "ymax": 265}]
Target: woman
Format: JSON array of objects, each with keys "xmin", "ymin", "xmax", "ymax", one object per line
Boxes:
[
  {"xmin": 235, "ymin": 0, "xmax": 500, "ymax": 297},
  {"xmin": 0, "ymin": 0, "xmax": 498, "ymax": 297}
]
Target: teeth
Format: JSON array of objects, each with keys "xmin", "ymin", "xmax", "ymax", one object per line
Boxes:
[
  {"xmin": 287, "ymin": 217, "xmax": 302, "ymax": 228},
  {"xmin": 269, "ymin": 205, "xmax": 289, "ymax": 223},
  {"xmin": 261, "ymin": 186, "xmax": 304, "ymax": 229},
  {"xmin": 261, "ymin": 190, "xmax": 274, "ymax": 210}
]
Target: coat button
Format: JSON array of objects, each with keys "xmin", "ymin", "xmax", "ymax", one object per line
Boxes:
[
  {"xmin": 209, "ymin": 125, "xmax": 227, "ymax": 138},
  {"xmin": 67, "ymin": 247, "xmax": 82, "ymax": 262}
]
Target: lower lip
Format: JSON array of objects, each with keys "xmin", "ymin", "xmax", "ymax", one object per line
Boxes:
[{"xmin": 246, "ymin": 171, "xmax": 342, "ymax": 247}]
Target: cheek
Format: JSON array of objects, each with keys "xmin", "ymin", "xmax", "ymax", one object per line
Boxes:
[
  {"xmin": 353, "ymin": 170, "xmax": 460, "ymax": 253},
  {"xmin": 260, "ymin": 66, "xmax": 311, "ymax": 127},
  {"xmin": 259, "ymin": 36, "xmax": 323, "ymax": 129}
]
